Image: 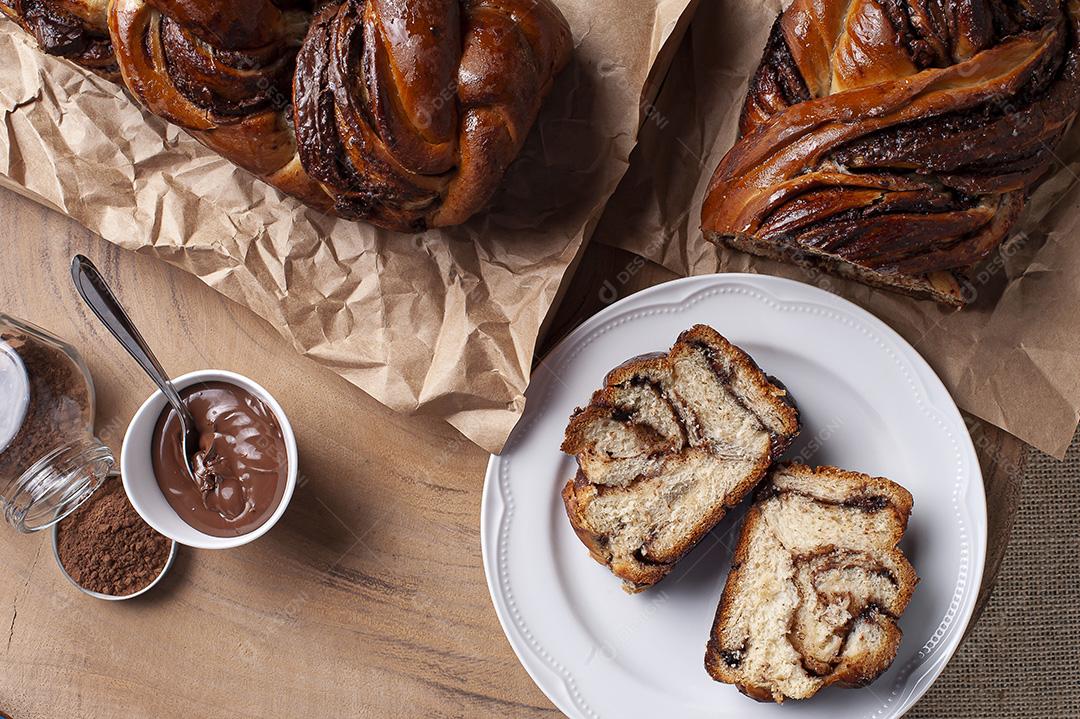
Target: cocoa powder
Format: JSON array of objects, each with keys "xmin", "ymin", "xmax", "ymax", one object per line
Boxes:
[
  {"xmin": 56, "ymin": 476, "xmax": 171, "ymax": 596},
  {"xmin": 0, "ymin": 330, "xmax": 91, "ymax": 479}
]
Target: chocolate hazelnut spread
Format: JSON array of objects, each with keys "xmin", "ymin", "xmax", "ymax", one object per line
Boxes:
[{"xmin": 151, "ymin": 382, "xmax": 287, "ymax": 537}]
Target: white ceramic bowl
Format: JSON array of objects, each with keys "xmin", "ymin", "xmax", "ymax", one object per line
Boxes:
[{"xmin": 120, "ymin": 369, "xmax": 298, "ymax": 549}]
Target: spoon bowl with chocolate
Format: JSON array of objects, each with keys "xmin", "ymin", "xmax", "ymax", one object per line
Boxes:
[{"xmin": 121, "ymin": 370, "xmax": 297, "ymax": 549}]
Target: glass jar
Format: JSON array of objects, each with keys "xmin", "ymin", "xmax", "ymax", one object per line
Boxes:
[{"xmin": 0, "ymin": 314, "xmax": 113, "ymax": 532}]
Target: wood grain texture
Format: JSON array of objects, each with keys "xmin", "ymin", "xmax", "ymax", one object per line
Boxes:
[
  {"xmin": 0, "ymin": 190, "xmax": 557, "ymax": 718},
  {"xmin": 0, "ymin": 187, "xmax": 1023, "ymax": 718}
]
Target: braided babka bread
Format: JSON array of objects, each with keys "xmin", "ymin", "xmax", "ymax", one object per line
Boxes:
[
  {"xmin": 706, "ymin": 463, "xmax": 917, "ymax": 703},
  {"xmin": 1, "ymin": 0, "xmax": 117, "ymax": 77},
  {"xmin": 561, "ymin": 325, "xmax": 799, "ymax": 592},
  {"xmin": 293, "ymin": 0, "xmax": 572, "ymax": 228},
  {"xmin": 108, "ymin": 0, "xmax": 334, "ymax": 210},
  {"xmin": 3, "ymin": 0, "xmax": 572, "ymax": 231},
  {"xmin": 702, "ymin": 0, "xmax": 1080, "ymax": 305}
]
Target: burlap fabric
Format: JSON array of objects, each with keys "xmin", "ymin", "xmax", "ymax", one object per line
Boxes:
[{"xmin": 911, "ymin": 429, "xmax": 1080, "ymax": 717}]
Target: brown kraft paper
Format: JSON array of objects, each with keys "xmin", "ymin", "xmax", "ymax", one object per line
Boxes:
[{"xmin": 0, "ymin": 0, "xmax": 698, "ymax": 454}]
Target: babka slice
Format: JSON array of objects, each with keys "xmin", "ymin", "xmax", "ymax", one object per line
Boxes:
[
  {"xmin": 560, "ymin": 324, "xmax": 799, "ymax": 592},
  {"xmin": 705, "ymin": 464, "xmax": 917, "ymax": 702}
]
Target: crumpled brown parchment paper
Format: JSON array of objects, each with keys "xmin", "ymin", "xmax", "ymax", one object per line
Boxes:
[
  {"xmin": 592, "ymin": 0, "xmax": 1080, "ymax": 459},
  {"xmin": 0, "ymin": 0, "xmax": 698, "ymax": 454}
]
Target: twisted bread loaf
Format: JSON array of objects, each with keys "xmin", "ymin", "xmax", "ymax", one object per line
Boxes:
[
  {"xmin": 1, "ymin": 0, "xmax": 117, "ymax": 77},
  {"xmin": 706, "ymin": 464, "xmax": 917, "ymax": 702},
  {"xmin": 702, "ymin": 0, "xmax": 1080, "ymax": 305},
  {"xmin": 4, "ymin": 0, "xmax": 572, "ymax": 231},
  {"xmin": 294, "ymin": 0, "xmax": 573, "ymax": 228},
  {"xmin": 108, "ymin": 0, "xmax": 332, "ymax": 210}
]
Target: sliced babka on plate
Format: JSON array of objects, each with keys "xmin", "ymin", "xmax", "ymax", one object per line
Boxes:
[
  {"xmin": 560, "ymin": 324, "xmax": 799, "ymax": 592},
  {"xmin": 705, "ymin": 463, "xmax": 917, "ymax": 702}
]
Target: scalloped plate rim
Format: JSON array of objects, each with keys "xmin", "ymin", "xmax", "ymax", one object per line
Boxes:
[{"xmin": 482, "ymin": 272, "xmax": 986, "ymax": 719}]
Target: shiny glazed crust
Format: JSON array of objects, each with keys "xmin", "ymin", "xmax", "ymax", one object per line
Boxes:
[
  {"xmin": 1, "ymin": 0, "xmax": 117, "ymax": 78},
  {"xmin": 293, "ymin": 0, "xmax": 572, "ymax": 230},
  {"xmin": 5, "ymin": 0, "xmax": 572, "ymax": 231},
  {"xmin": 702, "ymin": 0, "xmax": 1080, "ymax": 306},
  {"xmin": 108, "ymin": 0, "xmax": 334, "ymax": 212}
]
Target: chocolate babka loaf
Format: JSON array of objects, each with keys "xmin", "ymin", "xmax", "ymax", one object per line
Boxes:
[
  {"xmin": 560, "ymin": 324, "xmax": 800, "ymax": 592},
  {"xmin": 0, "ymin": 0, "xmax": 117, "ymax": 78},
  {"xmin": 2, "ymin": 0, "xmax": 573, "ymax": 231},
  {"xmin": 701, "ymin": 0, "xmax": 1080, "ymax": 305},
  {"xmin": 706, "ymin": 463, "xmax": 917, "ymax": 702}
]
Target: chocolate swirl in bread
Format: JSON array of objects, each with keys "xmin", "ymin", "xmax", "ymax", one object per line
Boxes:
[
  {"xmin": 1, "ymin": 0, "xmax": 117, "ymax": 77},
  {"xmin": 706, "ymin": 464, "xmax": 917, "ymax": 703},
  {"xmin": 293, "ymin": 0, "xmax": 572, "ymax": 230},
  {"xmin": 561, "ymin": 325, "xmax": 800, "ymax": 592},
  {"xmin": 4, "ymin": 0, "xmax": 571, "ymax": 231},
  {"xmin": 702, "ymin": 0, "xmax": 1080, "ymax": 305},
  {"xmin": 108, "ymin": 0, "xmax": 332, "ymax": 209}
]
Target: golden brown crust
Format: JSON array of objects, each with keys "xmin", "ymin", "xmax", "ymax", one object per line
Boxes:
[
  {"xmin": 705, "ymin": 463, "xmax": 917, "ymax": 702},
  {"xmin": 108, "ymin": 0, "xmax": 334, "ymax": 211},
  {"xmin": 704, "ymin": 499, "xmax": 765, "ymax": 692},
  {"xmin": 11, "ymin": 0, "xmax": 572, "ymax": 231},
  {"xmin": 702, "ymin": 0, "xmax": 1080, "ymax": 306},
  {"xmin": 561, "ymin": 473, "xmax": 671, "ymax": 592},
  {"xmin": 290, "ymin": 0, "xmax": 572, "ymax": 231}
]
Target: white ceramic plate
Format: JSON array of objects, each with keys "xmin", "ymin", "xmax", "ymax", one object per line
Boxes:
[{"xmin": 481, "ymin": 274, "xmax": 985, "ymax": 719}]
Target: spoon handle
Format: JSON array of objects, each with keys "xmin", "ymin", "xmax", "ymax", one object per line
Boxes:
[{"xmin": 70, "ymin": 255, "xmax": 189, "ymax": 417}]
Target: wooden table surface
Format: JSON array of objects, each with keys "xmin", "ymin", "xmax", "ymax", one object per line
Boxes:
[{"xmin": 0, "ymin": 187, "xmax": 1025, "ymax": 718}]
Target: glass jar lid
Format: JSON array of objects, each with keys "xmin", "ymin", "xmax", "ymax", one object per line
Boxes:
[
  {"xmin": 0, "ymin": 314, "xmax": 115, "ymax": 532},
  {"xmin": 0, "ymin": 340, "xmax": 30, "ymax": 453}
]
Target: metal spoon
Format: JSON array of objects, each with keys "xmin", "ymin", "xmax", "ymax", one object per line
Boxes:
[{"xmin": 70, "ymin": 255, "xmax": 200, "ymax": 487}]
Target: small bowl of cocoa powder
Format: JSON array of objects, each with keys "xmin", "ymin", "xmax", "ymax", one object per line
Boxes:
[{"xmin": 52, "ymin": 472, "xmax": 176, "ymax": 600}]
